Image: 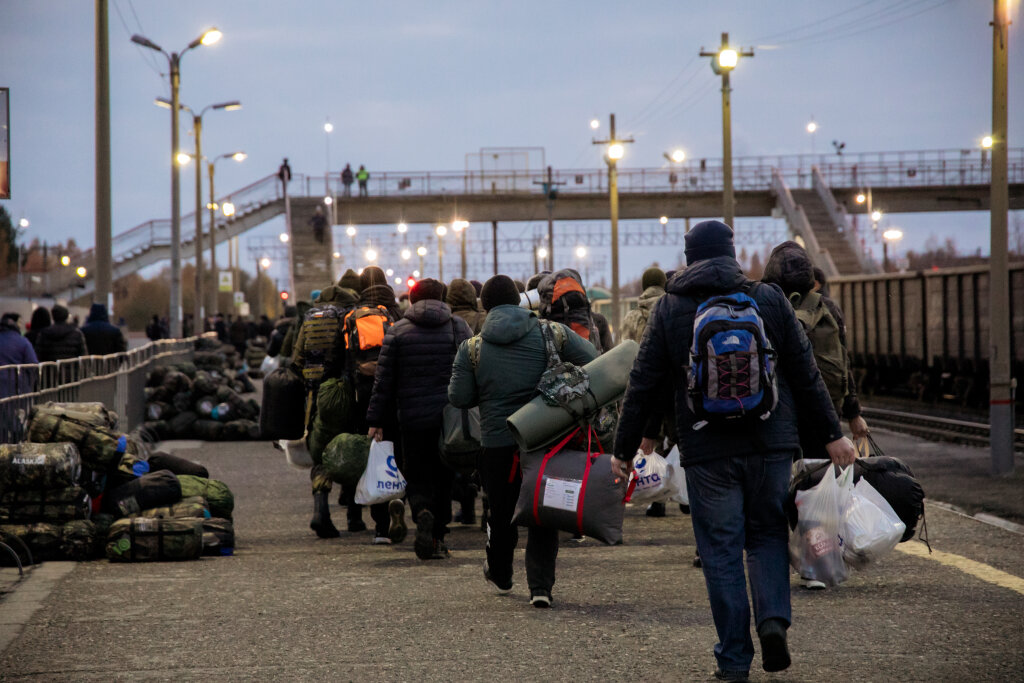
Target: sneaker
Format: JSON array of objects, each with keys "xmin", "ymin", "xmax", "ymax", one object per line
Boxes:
[
  {"xmin": 757, "ymin": 618, "xmax": 791, "ymax": 672},
  {"xmin": 713, "ymin": 669, "xmax": 749, "ymax": 682},
  {"xmin": 569, "ymin": 533, "xmax": 585, "ymax": 543},
  {"xmin": 347, "ymin": 519, "xmax": 367, "ymax": 533},
  {"xmin": 529, "ymin": 589, "xmax": 552, "ymax": 608},
  {"xmin": 645, "ymin": 502, "xmax": 666, "ymax": 517},
  {"xmin": 414, "ymin": 509, "xmax": 435, "ymax": 560},
  {"xmin": 802, "ymin": 578, "xmax": 826, "ymax": 590},
  {"xmin": 483, "ymin": 561, "xmax": 513, "ymax": 594},
  {"xmin": 388, "ymin": 499, "xmax": 407, "ymax": 544},
  {"xmin": 372, "ymin": 535, "xmax": 391, "ymax": 545},
  {"xmin": 431, "ymin": 539, "xmax": 451, "ymax": 559}
]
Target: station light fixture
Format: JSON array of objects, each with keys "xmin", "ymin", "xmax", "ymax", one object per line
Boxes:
[
  {"xmin": 346, "ymin": 225, "xmax": 357, "ymax": 237},
  {"xmin": 222, "ymin": 201, "xmax": 235, "ymax": 217},
  {"xmin": 412, "ymin": 270, "xmax": 421, "ymax": 278},
  {"xmin": 659, "ymin": 216, "xmax": 669, "ymax": 225},
  {"xmin": 883, "ymin": 228, "xmax": 904, "ymax": 242},
  {"xmin": 806, "ymin": 120, "xmax": 818, "ymax": 134},
  {"xmin": 855, "ymin": 193, "xmax": 867, "ymax": 204},
  {"xmin": 575, "ymin": 246, "xmax": 587, "ymax": 259},
  {"xmin": 871, "ymin": 210, "xmax": 883, "ymax": 222},
  {"xmin": 332, "ymin": 251, "xmax": 341, "ymax": 259},
  {"xmin": 76, "ymin": 266, "xmax": 87, "ymax": 278},
  {"xmin": 590, "ymin": 118, "xmax": 600, "ymax": 130},
  {"xmin": 279, "ymin": 233, "xmax": 289, "ymax": 243},
  {"xmin": 982, "ymin": 135, "xmax": 994, "ymax": 149},
  {"xmin": 232, "ymin": 152, "xmax": 247, "ymax": 161},
  {"xmin": 435, "ymin": 224, "xmax": 448, "ymax": 237},
  {"xmin": 452, "ymin": 220, "xmax": 469, "ymax": 232},
  {"xmin": 324, "ymin": 121, "xmax": 334, "ymax": 133},
  {"xmin": 61, "ymin": 255, "xmax": 71, "ymax": 266},
  {"xmin": 416, "ymin": 246, "xmax": 427, "ymax": 257},
  {"xmin": 176, "ymin": 152, "xmax": 192, "ymax": 166},
  {"xmin": 717, "ymin": 48, "xmax": 738, "ymax": 70},
  {"xmin": 607, "ymin": 143, "xmax": 625, "ymax": 161},
  {"xmin": 397, "ymin": 222, "xmax": 408, "ymax": 233},
  {"xmin": 260, "ymin": 257, "xmax": 271, "ymax": 269},
  {"xmin": 394, "ymin": 277, "xmax": 403, "ymax": 286},
  {"xmin": 365, "ymin": 248, "xmax": 378, "ymax": 261},
  {"xmin": 324, "ymin": 196, "xmax": 333, "ymax": 206},
  {"xmin": 536, "ymin": 246, "xmax": 549, "ymax": 260},
  {"xmin": 386, "ymin": 268, "xmax": 394, "ymax": 277},
  {"xmin": 18, "ymin": 218, "xmax": 29, "ymax": 228},
  {"xmin": 401, "ymin": 248, "xmax": 412, "ymax": 260},
  {"xmin": 670, "ymin": 149, "xmax": 686, "ymax": 163}
]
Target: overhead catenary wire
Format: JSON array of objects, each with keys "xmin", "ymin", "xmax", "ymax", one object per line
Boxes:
[
  {"xmin": 779, "ymin": 0, "xmax": 961, "ymax": 48},
  {"xmin": 111, "ymin": 0, "xmax": 165, "ymax": 82}
]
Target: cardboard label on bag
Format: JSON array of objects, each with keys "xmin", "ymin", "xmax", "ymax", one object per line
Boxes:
[{"xmin": 543, "ymin": 477, "xmax": 582, "ymax": 512}]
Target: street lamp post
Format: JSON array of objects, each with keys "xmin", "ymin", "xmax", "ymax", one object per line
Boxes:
[
  {"xmin": 882, "ymin": 228, "xmax": 903, "ymax": 272},
  {"xmin": 436, "ymin": 225, "xmax": 447, "ymax": 281},
  {"xmin": 417, "ymin": 245, "xmax": 427, "ymax": 277},
  {"xmin": 453, "ymin": 220, "xmax": 469, "ymax": 279},
  {"xmin": 592, "ymin": 113, "xmax": 633, "ymax": 337},
  {"xmin": 207, "ymin": 151, "xmax": 245, "ymax": 314},
  {"xmin": 701, "ymin": 33, "xmax": 753, "ymax": 228},
  {"xmin": 132, "ymin": 27, "xmax": 222, "ymax": 337}
]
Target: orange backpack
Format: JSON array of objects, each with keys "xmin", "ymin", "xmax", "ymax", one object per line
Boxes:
[{"xmin": 343, "ymin": 305, "xmax": 393, "ymax": 377}]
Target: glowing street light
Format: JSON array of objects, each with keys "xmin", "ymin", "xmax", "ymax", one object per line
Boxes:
[
  {"xmin": 324, "ymin": 195, "xmax": 333, "ymax": 206},
  {"xmin": 806, "ymin": 120, "xmax": 818, "ymax": 134},
  {"xmin": 871, "ymin": 210, "xmax": 883, "ymax": 222},
  {"xmin": 385, "ymin": 268, "xmax": 394, "ymax": 277},
  {"xmin": 397, "ymin": 222, "xmax": 408, "ymax": 233},
  {"xmin": 332, "ymin": 251, "xmax": 341, "ymax": 259},
  {"xmin": 416, "ymin": 246, "xmax": 427, "ymax": 256},
  {"xmin": 232, "ymin": 152, "xmax": 247, "ymax": 161},
  {"xmin": 222, "ymin": 201, "xmax": 235, "ymax": 217},
  {"xmin": 452, "ymin": 220, "xmax": 469, "ymax": 232},
  {"xmin": 882, "ymin": 228, "xmax": 903, "ymax": 272},
  {"xmin": 413, "ymin": 269, "xmax": 421, "ymax": 278},
  {"xmin": 575, "ymin": 246, "xmax": 587, "ymax": 259},
  {"xmin": 670, "ymin": 148, "xmax": 686, "ymax": 163},
  {"xmin": 76, "ymin": 266, "xmax": 87, "ymax": 278},
  {"xmin": 176, "ymin": 152, "xmax": 192, "ymax": 166},
  {"xmin": 590, "ymin": 118, "xmax": 600, "ymax": 130},
  {"xmin": 982, "ymin": 135, "xmax": 994, "ymax": 149},
  {"xmin": 60, "ymin": 255, "xmax": 71, "ymax": 267},
  {"xmin": 365, "ymin": 248, "xmax": 378, "ymax": 261},
  {"xmin": 592, "ymin": 113, "xmax": 634, "ymax": 335},
  {"xmin": 324, "ymin": 121, "xmax": 334, "ymax": 134},
  {"xmin": 279, "ymin": 233, "xmax": 289, "ymax": 243},
  {"xmin": 346, "ymin": 225, "xmax": 357, "ymax": 238},
  {"xmin": 536, "ymin": 246, "xmax": 549, "ymax": 260},
  {"xmin": 855, "ymin": 193, "xmax": 867, "ymax": 204},
  {"xmin": 607, "ymin": 143, "xmax": 625, "ymax": 161},
  {"xmin": 395, "ymin": 277, "xmax": 403, "ymax": 286},
  {"xmin": 401, "ymin": 248, "xmax": 412, "ymax": 260},
  {"xmin": 259, "ymin": 257, "xmax": 271, "ymax": 269},
  {"xmin": 659, "ymin": 216, "xmax": 669, "ymax": 225},
  {"xmin": 18, "ymin": 218, "xmax": 29, "ymax": 228},
  {"xmin": 717, "ymin": 48, "xmax": 738, "ymax": 70},
  {"xmin": 436, "ymin": 224, "xmax": 448, "ymax": 237}
]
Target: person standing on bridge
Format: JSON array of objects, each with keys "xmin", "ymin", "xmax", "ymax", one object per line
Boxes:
[
  {"xmin": 613, "ymin": 220, "xmax": 856, "ymax": 681},
  {"xmin": 356, "ymin": 165, "xmax": 369, "ymax": 197},
  {"xmin": 277, "ymin": 158, "xmax": 292, "ymax": 186},
  {"xmin": 341, "ymin": 164, "xmax": 354, "ymax": 198}
]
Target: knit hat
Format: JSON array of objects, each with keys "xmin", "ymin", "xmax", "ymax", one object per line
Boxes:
[
  {"xmin": 51, "ymin": 304, "xmax": 70, "ymax": 323},
  {"xmin": 481, "ymin": 275, "xmax": 521, "ymax": 311},
  {"xmin": 470, "ymin": 280, "xmax": 484, "ymax": 297},
  {"xmin": 360, "ymin": 266, "xmax": 387, "ymax": 290},
  {"xmin": 763, "ymin": 241, "xmax": 815, "ymax": 296},
  {"xmin": 641, "ymin": 267, "xmax": 666, "ymax": 290},
  {"xmin": 339, "ymin": 269, "xmax": 362, "ymax": 292},
  {"xmin": 410, "ymin": 278, "xmax": 445, "ymax": 304},
  {"xmin": 684, "ymin": 220, "xmax": 736, "ymax": 265}
]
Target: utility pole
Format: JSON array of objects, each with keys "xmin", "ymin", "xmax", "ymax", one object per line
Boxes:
[
  {"xmin": 94, "ymin": 0, "xmax": 112, "ymax": 311},
  {"xmin": 989, "ymin": 0, "xmax": 1014, "ymax": 475},
  {"xmin": 534, "ymin": 166, "xmax": 565, "ymax": 271},
  {"xmin": 701, "ymin": 33, "xmax": 753, "ymax": 228},
  {"xmin": 592, "ymin": 113, "xmax": 633, "ymax": 338},
  {"xmin": 207, "ymin": 160, "xmax": 217, "ymax": 315},
  {"xmin": 193, "ymin": 115, "xmax": 204, "ymax": 332},
  {"xmin": 492, "ymin": 220, "xmax": 499, "ymax": 275}
]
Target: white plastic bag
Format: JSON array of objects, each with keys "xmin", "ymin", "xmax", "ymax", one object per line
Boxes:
[
  {"xmin": 840, "ymin": 478, "xmax": 906, "ymax": 569},
  {"xmin": 627, "ymin": 451, "xmax": 676, "ymax": 504},
  {"xmin": 789, "ymin": 465, "xmax": 849, "ymax": 587},
  {"xmin": 260, "ymin": 354, "xmax": 280, "ymax": 376},
  {"xmin": 665, "ymin": 445, "xmax": 688, "ymax": 506},
  {"xmin": 354, "ymin": 440, "xmax": 407, "ymax": 505},
  {"xmin": 279, "ymin": 436, "xmax": 313, "ymax": 469}
]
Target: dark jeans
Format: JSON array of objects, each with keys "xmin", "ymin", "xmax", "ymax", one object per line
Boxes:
[
  {"xmin": 401, "ymin": 425, "xmax": 454, "ymax": 538},
  {"xmin": 479, "ymin": 446, "xmax": 559, "ymax": 592},
  {"xmin": 685, "ymin": 451, "xmax": 794, "ymax": 675}
]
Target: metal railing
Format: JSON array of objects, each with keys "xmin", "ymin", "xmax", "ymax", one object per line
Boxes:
[{"xmin": 0, "ymin": 336, "xmax": 205, "ymax": 444}]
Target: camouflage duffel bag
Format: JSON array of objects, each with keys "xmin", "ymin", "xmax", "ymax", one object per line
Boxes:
[
  {"xmin": 136, "ymin": 497, "xmax": 209, "ymax": 520},
  {"xmin": 0, "ymin": 486, "xmax": 91, "ymax": 523},
  {"xmin": 185, "ymin": 517, "xmax": 234, "ymax": 556},
  {"xmin": 321, "ymin": 433, "xmax": 371, "ymax": 488},
  {"xmin": 30, "ymin": 402, "xmax": 119, "ymax": 430},
  {"xmin": 0, "ymin": 522, "xmax": 62, "ymax": 563},
  {"xmin": 0, "ymin": 443, "xmax": 82, "ymax": 492},
  {"xmin": 26, "ymin": 413, "xmax": 132, "ymax": 471},
  {"xmin": 105, "ymin": 517, "xmax": 203, "ymax": 562},
  {"xmin": 103, "ymin": 470, "xmax": 182, "ymax": 517},
  {"xmin": 60, "ymin": 519, "xmax": 98, "ymax": 561},
  {"xmin": 177, "ymin": 475, "xmax": 234, "ymax": 520}
]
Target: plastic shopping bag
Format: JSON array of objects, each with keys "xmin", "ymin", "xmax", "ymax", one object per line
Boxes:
[
  {"xmin": 664, "ymin": 445, "xmax": 688, "ymax": 506},
  {"xmin": 789, "ymin": 465, "xmax": 849, "ymax": 587},
  {"xmin": 260, "ymin": 354, "xmax": 280, "ymax": 376},
  {"xmin": 627, "ymin": 451, "xmax": 676, "ymax": 505},
  {"xmin": 354, "ymin": 440, "xmax": 407, "ymax": 505},
  {"xmin": 840, "ymin": 478, "xmax": 906, "ymax": 569},
  {"xmin": 279, "ymin": 437, "xmax": 313, "ymax": 470}
]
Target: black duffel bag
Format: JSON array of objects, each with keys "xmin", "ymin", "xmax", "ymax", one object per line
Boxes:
[
  {"xmin": 260, "ymin": 366, "xmax": 305, "ymax": 440},
  {"xmin": 148, "ymin": 451, "xmax": 209, "ymax": 479},
  {"xmin": 103, "ymin": 470, "xmax": 182, "ymax": 518}
]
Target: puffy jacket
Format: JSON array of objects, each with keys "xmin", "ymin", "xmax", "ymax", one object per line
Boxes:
[
  {"xmin": 80, "ymin": 304, "xmax": 126, "ymax": 356},
  {"xmin": 446, "ymin": 278, "xmax": 486, "ymax": 334},
  {"xmin": 0, "ymin": 322, "xmax": 38, "ymax": 398},
  {"xmin": 448, "ymin": 305, "xmax": 599, "ymax": 448},
  {"xmin": 36, "ymin": 323, "xmax": 88, "ymax": 361},
  {"xmin": 619, "ymin": 285, "xmax": 665, "ymax": 343},
  {"xmin": 614, "ymin": 256, "xmax": 843, "ymax": 466},
  {"xmin": 366, "ymin": 299, "xmax": 473, "ymax": 431}
]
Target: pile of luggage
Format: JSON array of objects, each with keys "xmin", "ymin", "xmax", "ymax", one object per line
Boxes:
[
  {"xmin": 0, "ymin": 401, "xmax": 236, "ymax": 564},
  {"xmin": 141, "ymin": 352, "xmax": 261, "ymax": 442}
]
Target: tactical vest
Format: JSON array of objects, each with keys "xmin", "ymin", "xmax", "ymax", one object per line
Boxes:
[{"xmin": 297, "ymin": 304, "xmax": 348, "ymax": 387}]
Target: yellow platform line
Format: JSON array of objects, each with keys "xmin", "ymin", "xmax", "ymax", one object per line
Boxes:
[{"xmin": 896, "ymin": 542, "xmax": 1024, "ymax": 596}]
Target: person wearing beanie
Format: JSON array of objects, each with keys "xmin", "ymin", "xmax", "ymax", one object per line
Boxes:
[
  {"xmin": 359, "ymin": 265, "xmax": 388, "ymax": 292},
  {"xmin": 620, "ymin": 267, "xmax": 666, "ymax": 344},
  {"xmin": 470, "ymin": 280, "xmax": 484, "ymax": 298},
  {"xmin": 339, "ymin": 269, "xmax": 362, "ymax": 293},
  {"xmin": 641, "ymin": 266, "xmax": 667, "ymax": 291},
  {"xmin": 25, "ymin": 306, "xmax": 52, "ymax": 350},
  {"xmin": 446, "ymin": 278, "xmax": 486, "ymax": 335},
  {"xmin": 449, "ymin": 274, "xmax": 598, "ymax": 606},
  {"xmin": 37, "ymin": 304, "xmax": 88, "ymax": 361},
  {"xmin": 615, "ymin": 220, "xmax": 856, "ymax": 678},
  {"xmin": 366, "ymin": 278, "xmax": 472, "ymax": 560}
]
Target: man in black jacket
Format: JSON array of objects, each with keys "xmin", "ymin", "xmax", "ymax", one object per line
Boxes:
[
  {"xmin": 613, "ymin": 221, "xmax": 856, "ymax": 682},
  {"xmin": 37, "ymin": 305, "xmax": 88, "ymax": 361},
  {"xmin": 366, "ymin": 279, "xmax": 472, "ymax": 559},
  {"xmin": 80, "ymin": 303, "xmax": 126, "ymax": 356}
]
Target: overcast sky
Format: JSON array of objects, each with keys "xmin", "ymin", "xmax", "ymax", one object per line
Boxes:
[{"xmin": 1, "ymin": 0, "xmax": 1021, "ymax": 285}]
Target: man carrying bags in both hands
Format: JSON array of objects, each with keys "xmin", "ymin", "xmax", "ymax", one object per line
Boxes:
[{"xmin": 613, "ymin": 220, "xmax": 856, "ymax": 682}]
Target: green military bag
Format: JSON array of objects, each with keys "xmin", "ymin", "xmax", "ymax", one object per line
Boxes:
[
  {"xmin": 30, "ymin": 402, "xmax": 119, "ymax": 430},
  {"xmin": 189, "ymin": 517, "xmax": 234, "ymax": 556},
  {"xmin": 0, "ymin": 443, "xmax": 82, "ymax": 493},
  {"xmin": 0, "ymin": 522, "xmax": 63, "ymax": 563},
  {"xmin": 0, "ymin": 486, "xmax": 90, "ymax": 524},
  {"xmin": 321, "ymin": 433, "xmax": 371, "ymax": 487},
  {"xmin": 177, "ymin": 475, "xmax": 234, "ymax": 520},
  {"xmin": 60, "ymin": 520, "xmax": 98, "ymax": 561},
  {"xmin": 791, "ymin": 291, "xmax": 849, "ymax": 403},
  {"xmin": 136, "ymin": 497, "xmax": 209, "ymax": 520},
  {"xmin": 105, "ymin": 517, "xmax": 203, "ymax": 562},
  {"xmin": 27, "ymin": 412, "xmax": 132, "ymax": 471}
]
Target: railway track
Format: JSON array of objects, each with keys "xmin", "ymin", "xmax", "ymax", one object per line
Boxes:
[{"xmin": 861, "ymin": 407, "xmax": 1024, "ymax": 452}]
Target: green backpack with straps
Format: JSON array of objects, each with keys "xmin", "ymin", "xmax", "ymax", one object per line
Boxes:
[{"xmin": 791, "ymin": 291, "xmax": 849, "ymax": 403}]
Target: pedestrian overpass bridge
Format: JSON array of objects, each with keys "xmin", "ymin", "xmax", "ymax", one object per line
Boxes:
[{"xmin": 21, "ymin": 148, "xmax": 1024, "ymax": 301}]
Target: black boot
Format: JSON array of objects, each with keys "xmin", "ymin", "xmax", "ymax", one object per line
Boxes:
[{"xmin": 310, "ymin": 492, "xmax": 340, "ymax": 538}]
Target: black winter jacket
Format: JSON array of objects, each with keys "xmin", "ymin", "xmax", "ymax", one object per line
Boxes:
[
  {"xmin": 80, "ymin": 304, "xmax": 126, "ymax": 356},
  {"xmin": 614, "ymin": 256, "xmax": 843, "ymax": 466},
  {"xmin": 366, "ymin": 299, "xmax": 473, "ymax": 431},
  {"xmin": 36, "ymin": 323, "xmax": 88, "ymax": 361}
]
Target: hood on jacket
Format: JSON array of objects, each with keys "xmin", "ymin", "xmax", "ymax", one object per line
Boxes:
[
  {"xmin": 446, "ymin": 278, "xmax": 479, "ymax": 311},
  {"xmin": 405, "ymin": 299, "xmax": 453, "ymax": 327},
  {"xmin": 762, "ymin": 241, "xmax": 815, "ymax": 297},
  {"xmin": 359, "ymin": 284, "xmax": 398, "ymax": 308},
  {"xmin": 86, "ymin": 303, "xmax": 110, "ymax": 324},
  {"xmin": 667, "ymin": 256, "xmax": 746, "ymax": 298},
  {"xmin": 637, "ymin": 285, "xmax": 666, "ymax": 312},
  {"xmin": 479, "ymin": 305, "xmax": 538, "ymax": 345},
  {"xmin": 315, "ymin": 285, "xmax": 358, "ymax": 306}
]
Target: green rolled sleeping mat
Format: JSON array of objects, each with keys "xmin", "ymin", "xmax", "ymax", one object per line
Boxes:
[
  {"xmin": 105, "ymin": 517, "xmax": 203, "ymax": 562},
  {"xmin": 0, "ymin": 522, "xmax": 62, "ymax": 563},
  {"xmin": 60, "ymin": 520, "xmax": 98, "ymax": 561},
  {"xmin": 26, "ymin": 412, "xmax": 133, "ymax": 471},
  {"xmin": 506, "ymin": 339, "xmax": 639, "ymax": 452},
  {"xmin": 30, "ymin": 402, "xmax": 119, "ymax": 429},
  {"xmin": 321, "ymin": 433, "xmax": 371, "ymax": 487},
  {"xmin": 177, "ymin": 475, "xmax": 234, "ymax": 520},
  {"xmin": 0, "ymin": 486, "xmax": 91, "ymax": 523},
  {"xmin": 0, "ymin": 443, "xmax": 82, "ymax": 492},
  {"xmin": 136, "ymin": 497, "xmax": 209, "ymax": 520}
]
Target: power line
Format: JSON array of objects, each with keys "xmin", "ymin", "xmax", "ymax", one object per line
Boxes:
[
  {"xmin": 751, "ymin": 0, "xmax": 885, "ymax": 45},
  {"xmin": 111, "ymin": 0, "xmax": 165, "ymax": 82},
  {"xmin": 784, "ymin": 0, "xmax": 960, "ymax": 47}
]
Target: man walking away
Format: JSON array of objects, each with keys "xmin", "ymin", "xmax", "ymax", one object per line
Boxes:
[
  {"xmin": 145, "ymin": 315, "xmax": 164, "ymax": 342},
  {"xmin": 356, "ymin": 165, "xmax": 369, "ymax": 197},
  {"xmin": 81, "ymin": 303, "xmax": 126, "ymax": 356},
  {"xmin": 449, "ymin": 275, "xmax": 598, "ymax": 607},
  {"xmin": 37, "ymin": 305, "xmax": 88, "ymax": 361},
  {"xmin": 366, "ymin": 279, "xmax": 473, "ymax": 559},
  {"xmin": 446, "ymin": 277, "xmax": 486, "ymax": 334},
  {"xmin": 341, "ymin": 164, "xmax": 354, "ymax": 198},
  {"xmin": 0, "ymin": 313, "xmax": 38, "ymax": 399},
  {"xmin": 613, "ymin": 220, "xmax": 855, "ymax": 681}
]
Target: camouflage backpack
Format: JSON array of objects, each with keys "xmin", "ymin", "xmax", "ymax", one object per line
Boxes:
[
  {"xmin": 296, "ymin": 304, "xmax": 348, "ymax": 388},
  {"xmin": 791, "ymin": 291, "xmax": 849, "ymax": 403}
]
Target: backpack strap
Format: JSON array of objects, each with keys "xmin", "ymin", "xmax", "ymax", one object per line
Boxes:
[
  {"xmin": 468, "ymin": 336, "xmax": 482, "ymax": 372},
  {"xmin": 538, "ymin": 321, "xmax": 563, "ymax": 369}
]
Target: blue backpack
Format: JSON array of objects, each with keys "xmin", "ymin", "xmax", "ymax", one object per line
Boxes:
[{"xmin": 686, "ymin": 284, "xmax": 778, "ymax": 429}]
